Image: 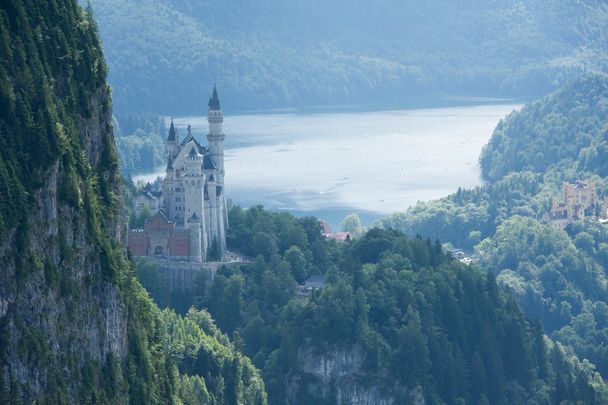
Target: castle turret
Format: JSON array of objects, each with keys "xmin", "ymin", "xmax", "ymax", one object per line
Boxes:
[
  {"xmin": 187, "ymin": 212, "xmax": 202, "ymax": 263},
  {"xmin": 166, "ymin": 118, "xmax": 178, "ymax": 159},
  {"xmin": 183, "ymin": 146, "xmax": 207, "ymax": 258},
  {"xmin": 206, "ymin": 174, "xmax": 219, "ymax": 257},
  {"xmin": 207, "ymin": 84, "xmax": 225, "ymax": 186},
  {"xmin": 166, "ymin": 157, "xmax": 174, "ymax": 180},
  {"xmin": 184, "ymin": 147, "xmax": 204, "ymax": 221}
]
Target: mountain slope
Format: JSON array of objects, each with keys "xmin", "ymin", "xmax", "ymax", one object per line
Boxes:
[
  {"xmin": 0, "ymin": 1, "xmax": 265, "ymax": 403},
  {"xmin": 480, "ymin": 73, "xmax": 608, "ymax": 182},
  {"xmin": 90, "ymin": 0, "xmax": 608, "ymax": 114},
  {"xmin": 137, "ymin": 205, "xmax": 608, "ymax": 404},
  {"xmin": 379, "ymin": 74, "xmax": 608, "ymax": 384}
]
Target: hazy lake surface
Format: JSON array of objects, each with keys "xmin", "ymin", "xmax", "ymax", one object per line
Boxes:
[{"xmin": 135, "ymin": 103, "xmax": 520, "ymax": 228}]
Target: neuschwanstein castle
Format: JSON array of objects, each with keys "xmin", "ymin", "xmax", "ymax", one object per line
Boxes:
[{"xmin": 128, "ymin": 85, "xmax": 228, "ymax": 262}]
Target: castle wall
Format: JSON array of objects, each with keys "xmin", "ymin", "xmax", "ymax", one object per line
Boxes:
[
  {"xmin": 184, "ymin": 178, "xmax": 204, "ymax": 220},
  {"xmin": 169, "ymin": 232, "xmax": 190, "ymax": 258},
  {"xmin": 144, "ymin": 214, "xmax": 175, "ymax": 232},
  {"xmin": 128, "ymin": 231, "xmax": 147, "ymax": 256},
  {"xmin": 134, "ymin": 194, "xmax": 162, "ymax": 217},
  {"xmin": 148, "ymin": 232, "xmax": 170, "ymax": 257},
  {"xmin": 218, "ymin": 197, "xmax": 227, "ymax": 255}
]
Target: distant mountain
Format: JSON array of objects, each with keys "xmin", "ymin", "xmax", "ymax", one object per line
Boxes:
[{"xmin": 90, "ymin": 0, "xmax": 608, "ymax": 114}]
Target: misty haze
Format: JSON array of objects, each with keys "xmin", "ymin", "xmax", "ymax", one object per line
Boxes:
[{"xmin": 2, "ymin": 1, "xmax": 608, "ymax": 404}]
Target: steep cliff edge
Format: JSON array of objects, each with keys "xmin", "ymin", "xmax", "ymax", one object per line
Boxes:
[
  {"xmin": 0, "ymin": 1, "xmax": 265, "ymax": 403},
  {"xmin": 290, "ymin": 346, "xmax": 423, "ymax": 405}
]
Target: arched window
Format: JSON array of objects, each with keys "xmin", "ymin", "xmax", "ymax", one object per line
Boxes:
[{"xmin": 154, "ymin": 245, "xmax": 163, "ymax": 257}]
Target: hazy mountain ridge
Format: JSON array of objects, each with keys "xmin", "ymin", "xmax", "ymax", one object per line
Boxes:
[{"xmin": 91, "ymin": 0, "xmax": 608, "ymax": 114}]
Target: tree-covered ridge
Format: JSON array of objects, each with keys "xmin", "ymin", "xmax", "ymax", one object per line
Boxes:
[
  {"xmin": 122, "ymin": 278, "xmax": 266, "ymax": 405},
  {"xmin": 0, "ymin": 0, "xmax": 112, "ymax": 239},
  {"xmin": 91, "ymin": 0, "xmax": 608, "ymax": 114},
  {"xmin": 0, "ymin": 1, "xmax": 266, "ymax": 403},
  {"xmin": 379, "ymin": 74, "xmax": 608, "ymax": 390},
  {"xmin": 137, "ymin": 205, "xmax": 607, "ymax": 404},
  {"xmin": 476, "ymin": 216, "xmax": 608, "ymax": 377},
  {"xmin": 378, "ymin": 171, "xmax": 557, "ymax": 249},
  {"xmin": 480, "ymin": 73, "xmax": 608, "ymax": 182}
]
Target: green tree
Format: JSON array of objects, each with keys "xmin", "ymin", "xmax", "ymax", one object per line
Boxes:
[
  {"xmin": 284, "ymin": 246, "xmax": 306, "ymax": 283},
  {"xmin": 134, "ymin": 206, "xmax": 151, "ymax": 228},
  {"xmin": 341, "ymin": 213, "xmax": 364, "ymax": 238},
  {"xmin": 253, "ymin": 232, "xmax": 278, "ymax": 262}
]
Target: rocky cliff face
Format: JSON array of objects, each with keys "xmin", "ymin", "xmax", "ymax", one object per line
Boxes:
[
  {"xmin": 0, "ymin": 3, "xmax": 267, "ymax": 403},
  {"xmin": 0, "ymin": 83, "xmax": 129, "ymax": 402},
  {"xmin": 289, "ymin": 346, "xmax": 424, "ymax": 405},
  {"xmin": 0, "ymin": 1, "xmax": 142, "ymax": 402}
]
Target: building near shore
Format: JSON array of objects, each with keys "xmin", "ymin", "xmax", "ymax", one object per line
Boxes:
[
  {"xmin": 128, "ymin": 85, "xmax": 228, "ymax": 262},
  {"xmin": 547, "ymin": 180, "xmax": 600, "ymax": 230}
]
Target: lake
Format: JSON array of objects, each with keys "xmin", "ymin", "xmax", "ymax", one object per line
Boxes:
[{"xmin": 134, "ymin": 103, "xmax": 521, "ymax": 229}]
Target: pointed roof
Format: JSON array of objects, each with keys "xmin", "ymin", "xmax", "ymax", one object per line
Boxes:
[
  {"xmin": 188, "ymin": 147, "xmax": 201, "ymax": 157},
  {"xmin": 167, "ymin": 118, "xmax": 177, "ymax": 141},
  {"xmin": 147, "ymin": 209, "xmax": 171, "ymax": 225},
  {"xmin": 208, "ymin": 83, "xmax": 221, "ymax": 111},
  {"xmin": 180, "ymin": 134, "xmax": 206, "ymax": 156},
  {"xmin": 188, "ymin": 212, "xmax": 200, "ymax": 222},
  {"xmin": 203, "ymin": 154, "xmax": 216, "ymax": 170}
]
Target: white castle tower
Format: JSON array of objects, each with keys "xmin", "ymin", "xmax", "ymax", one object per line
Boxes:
[
  {"xmin": 207, "ymin": 83, "xmax": 225, "ymax": 186},
  {"xmin": 137, "ymin": 83, "xmax": 228, "ymax": 263},
  {"xmin": 166, "ymin": 118, "xmax": 178, "ymax": 159},
  {"xmin": 183, "ymin": 145, "xmax": 207, "ymax": 261},
  {"xmin": 205, "ymin": 84, "xmax": 227, "ymax": 258},
  {"xmin": 187, "ymin": 213, "xmax": 202, "ymax": 263}
]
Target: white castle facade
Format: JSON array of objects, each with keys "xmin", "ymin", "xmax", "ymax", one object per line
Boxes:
[{"xmin": 128, "ymin": 85, "xmax": 227, "ymax": 262}]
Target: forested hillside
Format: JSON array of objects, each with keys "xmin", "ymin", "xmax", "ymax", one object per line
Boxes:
[
  {"xmin": 138, "ymin": 205, "xmax": 607, "ymax": 404},
  {"xmin": 479, "ymin": 73, "xmax": 608, "ymax": 182},
  {"xmin": 379, "ymin": 73, "xmax": 608, "ymax": 387},
  {"xmin": 113, "ymin": 113, "xmax": 166, "ymax": 174},
  {"xmin": 90, "ymin": 0, "xmax": 608, "ymax": 114},
  {"xmin": 0, "ymin": 1, "xmax": 265, "ymax": 403}
]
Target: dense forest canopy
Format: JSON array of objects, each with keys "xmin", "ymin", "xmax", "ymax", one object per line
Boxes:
[
  {"xmin": 480, "ymin": 73, "xmax": 608, "ymax": 182},
  {"xmin": 89, "ymin": 0, "xmax": 608, "ymax": 114},
  {"xmin": 137, "ymin": 204, "xmax": 608, "ymax": 404},
  {"xmin": 379, "ymin": 73, "xmax": 608, "ymax": 390}
]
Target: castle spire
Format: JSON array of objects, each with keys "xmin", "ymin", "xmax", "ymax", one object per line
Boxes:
[
  {"xmin": 208, "ymin": 83, "xmax": 221, "ymax": 111},
  {"xmin": 167, "ymin": 117, "xmax": 176, "ymax": 141}
]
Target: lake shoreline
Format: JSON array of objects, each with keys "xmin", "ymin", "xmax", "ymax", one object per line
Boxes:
[{"xmin": 133, "ymin": 102, "xmax": 520, "ymax": 229}]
